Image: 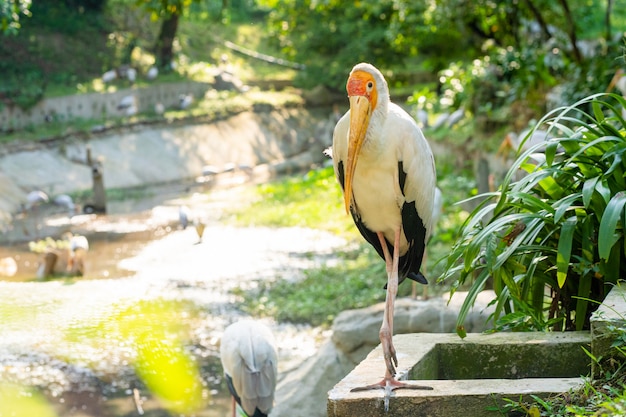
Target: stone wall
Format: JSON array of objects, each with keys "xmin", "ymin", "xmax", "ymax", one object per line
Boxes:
[
  {"xmin": 0, "ymin": 82, "xmax": 210, "ymax": 131},
  {"xmin": 0, "ymin": 107, "xmax": 337, "ymax": 232}
]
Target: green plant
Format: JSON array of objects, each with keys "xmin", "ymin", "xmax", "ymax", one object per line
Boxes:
[{"xmin": 441, "ymin": 93, "xmax": 626, "ymax": 336}]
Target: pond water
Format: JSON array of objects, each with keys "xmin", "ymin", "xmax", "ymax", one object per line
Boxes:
[{"xmin": 0, "ymin": 179, "xmax": 344, "ymax": 417}]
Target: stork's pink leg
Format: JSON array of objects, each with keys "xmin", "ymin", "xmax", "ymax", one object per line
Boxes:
[
  {"xmin": 351, "ymin": 227, "xmax": 432, "ymax": 411},
  {"xmin": 378, "ymin": 229, "xmax": 399, "ymax": 377}
]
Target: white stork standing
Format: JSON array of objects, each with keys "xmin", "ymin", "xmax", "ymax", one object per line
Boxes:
[
  {"xmin": 332, "ymin": 63, "xmax": 436, "ymax": 405},
  {"xmin": 220, "ymin": 320, "xmax": 278, "ymax": 417},
  {"xmin": 179, "ymin": 205, "xmax": 190, "ymax": 230}
]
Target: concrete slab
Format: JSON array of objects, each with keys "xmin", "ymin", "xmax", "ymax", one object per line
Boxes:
[
  {"xmin": 591, "ymin": 285, "xmax": 626, "ymax": 377},
  {"xmin": 328, "ymin": 332, "xmax": 590, "ymax": 417}
]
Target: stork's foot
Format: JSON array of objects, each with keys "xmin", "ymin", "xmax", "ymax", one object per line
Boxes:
[{"xmin": 350, "ymin": 377, "xmax": 433, "ymax": 412}]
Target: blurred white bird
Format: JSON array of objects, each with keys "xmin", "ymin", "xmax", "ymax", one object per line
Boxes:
[
  {"xmin": 154, "ymin": 102, "xmax": 165, "ymax": 115},
  {"xmin": 220, "ymin": 320, "xmax": 278, "ymax": 417},
  {"xmin": 146, "ymin": 66, "xmax": 158, "ymax": 80},
  {"xmin": 117, "ymin": 95, "xmax": 137, "ymax": 116},
  {"xmin": 447, "ymin": 107, "xmax": 465, "ymax": 128},
  {"xmin": 431, "ymin": 112, "xmax": 449, "ymax": 129},
  {"xmin": 53, "ymin": 194, "xmax": 76, "ymax": 217},
  {"xmin": 26, "ymin": 190, "xmax": 49, "ymax": 210},
  {"xmin": 179, "ymin": 205, "xmax": 190, "ymax": 230},
  {"xmin": 102, "ymin": 70, "xmax": 117, "ymax": 83},
  {"xmin": 202, "ymin": 165, "xmax": 220, "ymax": 177},
  {"xmin": 126, "ymin": 68, "xmax": 137, "ymax": 83},
  {"xmin": 179, "ymin": 94, "xmax": 193, "ymax": 110}
]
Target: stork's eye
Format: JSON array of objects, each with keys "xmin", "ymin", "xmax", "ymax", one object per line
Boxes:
[{"xmin": 367, "ymin": 81, "xmax": 374, "ymax": 91}]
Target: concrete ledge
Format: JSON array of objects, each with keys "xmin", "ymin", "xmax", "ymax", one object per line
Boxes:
[
  {"xmin": 591, "ymin": 285, "xmax": 626, "ymax": 377},
  {"xmin": 328, "ymin": 332, "xmax": 590, "ymax": 417}
]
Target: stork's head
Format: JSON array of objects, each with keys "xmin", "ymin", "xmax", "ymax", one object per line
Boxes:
[{"xmin": 343, "ymin": 63, "xmax": 388, "ymax": 213}]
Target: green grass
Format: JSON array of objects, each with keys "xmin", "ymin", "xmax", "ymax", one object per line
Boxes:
[
  {"xmin": 498, "ymin": 366, "xmax": 626, "ymax": 416},
  {"xmin": 230, "ymin": 166, "xmax": 355, "ymax": 236}
]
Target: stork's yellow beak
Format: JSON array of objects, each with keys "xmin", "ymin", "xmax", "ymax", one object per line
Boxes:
[{"xmin": 344, "ymin": 95, "xmax": 371, "ymax": 213}]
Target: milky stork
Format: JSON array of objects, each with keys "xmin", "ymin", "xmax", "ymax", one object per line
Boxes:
[
  {"xmin": 332, "ymin": 63, "xmax": 436, "ymax": 403},
  {"xmin": 220, "ymin": 320, "xmax": 278, "ymax": 417}
]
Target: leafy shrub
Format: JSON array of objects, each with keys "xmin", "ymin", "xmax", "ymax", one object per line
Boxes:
[{"xmin": 441, "ymin": 93, "xmax": 626, "ymax": 336}]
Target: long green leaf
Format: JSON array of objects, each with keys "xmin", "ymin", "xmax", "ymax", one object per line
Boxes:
[
  {"xmin": 592, "ymin": 100, "xmax": 606, "ymax": 124},
  {"xmin": 575, "ymin": 217, "xmax": 594, "ymax": 331},
  {"xmin": 582, "ymin": 176, "xmax": 599, "ymax": 209},
  {"xmin": 595, "ymin": 179, "xmax": 612, "ymax": 205},
  {"xmin": 554, "ymin": 193, "xmax": 581, "ymax": 224},
  {"xmin": 556, "ymin": 216, "xmax": 577, "ymax": 288},
  {"xmin": 456, "ymin": 267, "xmax": 492, "ymax": 338},
  {"xmin": 598, "ymin": 191, "xmax": 626, "ymax": 260}
]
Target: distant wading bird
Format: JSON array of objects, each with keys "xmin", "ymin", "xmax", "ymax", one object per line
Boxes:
[
  {"xmin": 220, "ymin": 320, "xmax": 278, "ymax": 417},
  {"xmin": 332, "ymin": 63, "xmax": 436, "ymax": 406}
]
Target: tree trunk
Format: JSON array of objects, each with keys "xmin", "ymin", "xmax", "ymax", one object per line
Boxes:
[
  {"xmin": 605, "ymin": 0, "xmax": 614, "ymax": 41},
  {"xmin": 557, "ymin": 0, "xmax": 582, "ymax": 63},
  {"xmin": 523, "ymin": 0, "xmax": 552, "ymax": 40},
  {"xmin": 155, "ymin": 12, "xmax": 180, "ymax": 71}
]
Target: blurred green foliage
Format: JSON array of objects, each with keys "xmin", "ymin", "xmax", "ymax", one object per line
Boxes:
[
  {"xmin": 66, "ymin": 299, "xmax": 206, "ymax": 413},
  {"xmin": 0, "ymin": 383, "xmax": 58, "ymax": 417},
  {"xmin": 0, "ymin": 0, "xmax": 32, "ymax": 35}
]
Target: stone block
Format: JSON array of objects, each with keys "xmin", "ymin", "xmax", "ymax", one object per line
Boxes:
[
  {"xmin": 590, "ymin": 285, "xmax": 626, "ymax": 377},
  {"xmin": 328, "ymin": 332, "xmax": 590, "ymax": 417}
]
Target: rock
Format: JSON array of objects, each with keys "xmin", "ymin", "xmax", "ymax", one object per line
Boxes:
[
  {"xmin": 272, "ymin": 291, "xmax": 495, "ymax": 417},
  {"xmin": 213, "ymin": 70, "xmax": 245, "ymax": 92},
  {"xmin": 271, "ymin": 341, "xmax": 353, "ymax": 417},
  {"xmin": 331, "ymin": 294, "xmax": 492, "ymax": 356}
]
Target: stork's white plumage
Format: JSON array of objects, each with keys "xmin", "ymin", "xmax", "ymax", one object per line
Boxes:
[
  {"xmin": 332, "ymin": 63, "xmax": 436, "ymax": 404},
  {"xmin": 220, "ymin": 320, "xmax": 278, "ymax": 417}
]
